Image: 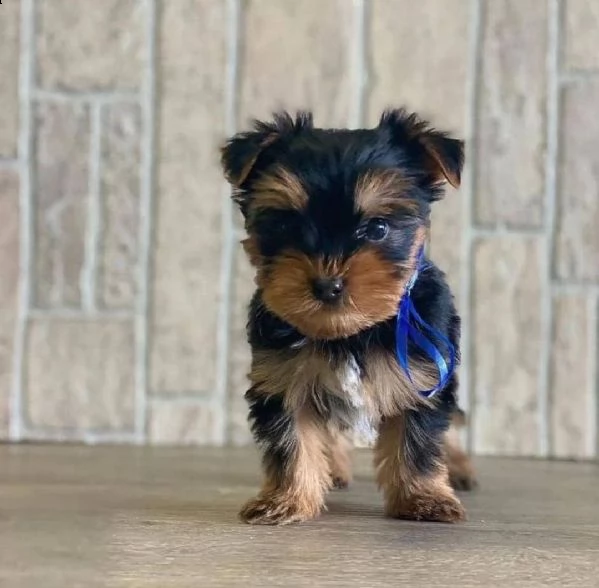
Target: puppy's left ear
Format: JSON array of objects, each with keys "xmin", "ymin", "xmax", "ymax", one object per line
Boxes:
[
  {"xmin": 379, "ymin": 109, "xmax": 464, "ymax": 189},
  {"xmin": 417, "ymin": 132, "xmax": 464, "ymax": 189}
]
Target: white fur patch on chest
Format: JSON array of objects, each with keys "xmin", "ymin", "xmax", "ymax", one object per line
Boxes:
[
  {"xmin": 338, "ymin": 354, "xmax": 362, "ymax": 407},
  {"xmin": 336, "ymin": 354, "xmax": 377, "ymax": 446}
]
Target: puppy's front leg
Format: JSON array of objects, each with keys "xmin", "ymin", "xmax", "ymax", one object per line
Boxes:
[
  {"xmin": 374, "ymin": 407, "xmax": 466, "ymax": 523},
  {"xmin": 240, "ymin": 387, "xmax": 331, "ymax": 525}
]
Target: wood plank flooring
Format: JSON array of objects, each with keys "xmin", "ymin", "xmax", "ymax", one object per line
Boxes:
[{"xmin": 1, "ymin": 445, "xmax": 598, "ymax": 587}]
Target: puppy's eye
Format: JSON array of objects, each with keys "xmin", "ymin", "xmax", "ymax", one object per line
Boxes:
[
  {"xmin": 261, "ymin": 214, "xmax": 296, "ymax": 239},
  {"xmin": 365, "ymin": 218, "xmax": 389, "ymax": 242},
  {"xmin": 271, "ymin": 220, "xmax": 289, "ymax": 235}
]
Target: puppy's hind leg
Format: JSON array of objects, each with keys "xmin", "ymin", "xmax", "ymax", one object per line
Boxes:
[
  {"xmin": 445, "ymin": 408, "xmax": 477, "ymax": 491},
  {"xmin": 327, "ymin": 428, "xmax": 353, "ymax": 490}
]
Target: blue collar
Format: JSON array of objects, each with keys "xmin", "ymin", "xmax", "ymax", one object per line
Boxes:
[{"xmin": 395, "ymin": 248, "xmax": 456, "ymax": 398}]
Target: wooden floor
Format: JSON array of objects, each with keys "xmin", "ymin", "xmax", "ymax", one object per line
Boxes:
[{"xmin": 1, "ymin": 446, "xmax": 598, "ymax": 588}]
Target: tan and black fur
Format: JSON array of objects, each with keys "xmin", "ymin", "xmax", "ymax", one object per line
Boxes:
[{"xmin": 221, "ymin": 109, "xmax": 477, "ymax": 525}]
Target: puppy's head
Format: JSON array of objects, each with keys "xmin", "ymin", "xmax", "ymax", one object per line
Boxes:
[{"xmin": 221, "ymin": 109, "xmax": 464, "ymax": 340}]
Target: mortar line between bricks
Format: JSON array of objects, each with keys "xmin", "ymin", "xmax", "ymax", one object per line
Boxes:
[
  {"xmin": 216, "ymin": 0, "xmax": 241, "ymax": 446},
  {"xmin": 33, "ymin": 89, "xmax": 140, "ymax": 104},
  {"xmin": 28, "ymin": 308, "xmax": 133, "ymax": 320},
  {"xmin": 595, "ymin": 294, "xmax": 599, "ymax": 458},
  {"xmin": 135, "ymin": 0, "xmax": 158, "ymax": 444},
  {"xmin": 559, "ymin": 69, "xmax": 599, "ymax": 85},
  {"xmin": 81, "ymin": 102, "xmax": 103, "ymax": 312},
  {"xmin": 348, "ymin": 0, "xmax": 367, "ymax": 129},
  {"xmin": 0, "ymin": 158, "xmax": 20, "ymax": 169},
  {"xmin": 550, "ymin": 283, "xmax": 599, "ymax": 294},
  {"xmin": 11, "ymin": 0, "xmax": 36, "ymax": 442},
  {"xmin": 539, "ymin": 0, "xmax": 561, "ymax": 458},
  {"xmin": 149, "ymin": 393, "xmax": 214, "ymax": 405},
  {"xmin": 471, "ymin": 226, "xmax": 545, "ymax": 238},
  {"xmin": 587, "ymin": 295, "xmax": 598, "ymax": 458},
  {"xmin": 21, "ymin": 428, "xmax": 138, "ymax": 444},
  {"xmin": 461, "ymin": 0, "xmax": 483, "ymax": 454}
]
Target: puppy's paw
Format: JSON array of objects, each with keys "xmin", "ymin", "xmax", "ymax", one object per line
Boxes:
[
  {"xmin": 446, "ymin": 449, "xmax": 478, "ymax": 491},
  {"xmin": 449, "ymin": 469, "xmax": 478, "ymax": 492},
  {"xmin": 239, "ymin": 493, "xmax": 320, "ymax": 525},
  {"xmin": 331, "ymin": 475, "xmax": 350, "ymax": 490},
  {"xmin": 387, "ymin": 491, "xmax": 466, "ymax": 523},
  {"xmin": 444, "ymin": 416, "xmax": 478, "ymax": 492}
]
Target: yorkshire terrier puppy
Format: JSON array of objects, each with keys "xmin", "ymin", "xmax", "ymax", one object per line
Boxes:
[{"xmin": 221, "ymin": 109, "xmax": 476, "ymax": 525}]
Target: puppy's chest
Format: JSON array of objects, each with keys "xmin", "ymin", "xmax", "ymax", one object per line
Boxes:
[
  {"xmin": 294, "ymin": 344, "xmax": 419, "ymax": 432},
  {"xmin": 308, "ymin": 352, "xmax": 374, "ymax": 442},
  {"xmin": 333, "ymin": 355, "xmax": 379, "ymax": 444},
  {"xmin": 329, "ymin": 354, "xmax": 364, "ymax": 410}
]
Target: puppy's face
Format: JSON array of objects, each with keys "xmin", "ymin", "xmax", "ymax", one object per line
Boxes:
[{"xmin": 221, "ymin": 110, "xmax": 464, "ymax": 340}]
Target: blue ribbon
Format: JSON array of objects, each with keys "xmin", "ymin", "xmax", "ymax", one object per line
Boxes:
[{"xmin": 395, "ymin": 249, "xmax": 456, "ymax": 398}]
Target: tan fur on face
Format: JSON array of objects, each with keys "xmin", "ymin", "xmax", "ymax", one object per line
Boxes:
[
  {"xmin": 374, "ymin": 415, "xmax": 465, "ymax": 523},
  {"xmin": 249, "ymin": 166, "xmax": 308, "ymax": 214},
  {"xmin": 239, "ymin": 405, "xmax": 331, "ymax": 525},
  {"xmin": 243, "ymin": 177, "xmax": 428, "ymax": 339},
  {"xmin": 259, "ymin": 236, "xmax": 424, "ymax": 340},
  {"xmin": 354, "ymin": 169, "xmax": 418, "ymax": 217}
]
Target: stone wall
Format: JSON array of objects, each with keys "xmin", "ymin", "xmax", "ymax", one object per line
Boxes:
[{"xmin": 1, "ymin": 0, "xmax": 597, "ymax": 457}]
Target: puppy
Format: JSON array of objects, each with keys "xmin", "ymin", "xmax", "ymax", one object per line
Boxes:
[{"xmin": 221, "ymin": 109, "xmax": 476, "ymax": 525}]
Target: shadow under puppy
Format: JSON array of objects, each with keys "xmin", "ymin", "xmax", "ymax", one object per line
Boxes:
[{"xmin": 221, "ymin": 109, "xmax": 477, "ymax": 525}]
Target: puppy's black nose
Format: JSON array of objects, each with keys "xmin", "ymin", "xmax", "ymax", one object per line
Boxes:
[{"xmin": 312, "ymin": 277, "xmax": 344, "ymax": 303}]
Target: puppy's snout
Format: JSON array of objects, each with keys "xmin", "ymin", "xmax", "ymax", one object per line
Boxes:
[{"xmin": 312, "ymin": 277, "xmax": 344, "ymax": 303}]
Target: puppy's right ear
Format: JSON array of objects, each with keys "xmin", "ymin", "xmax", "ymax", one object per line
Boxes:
[
  {"xmin": 220, "ymin": 111, "xmax": 313, "ymax": 189},
  {"xmin": 220, "ymin": 128, "xmax": 278, "ymax": 189}
]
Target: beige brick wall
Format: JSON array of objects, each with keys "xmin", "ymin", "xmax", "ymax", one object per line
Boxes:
[{"xmin": 1, "ymin": 0, "xmax": 597, "ymax": 458}]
